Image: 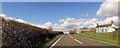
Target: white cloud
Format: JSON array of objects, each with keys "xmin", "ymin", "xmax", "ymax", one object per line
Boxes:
[
  {"xmin": 97, "ymin": 16, "xmax": 119, "ymax": 28},
  {"xmin": 57, "ymin": 17, "xmax": 97, "ymax": 32},
  {"xmin": 43, "ymin": 21, "xmax": 53, "ymax": 29},
  {"xmin": 0, "ymin": 14, "xmax": 6, "ymax": 17},
  {"xmin": 97, "ymin": 0, "xmax": 119, "ymax": 17},
  {"xmin": 96, "ymin": 0, "xmax": 120, "ymax": 28},
  {"xmin": 0, "ymin": 14, "xmax": 46, "ymax": 28},
  {"xmin": 15, "ymin": 19, "xmax": 28, "ymax": 23},
  {"xmin": 59, "ymin": 19, "xmax": 64, "ymax": 22},
  {"xmin": 0, "ymin": 14, "xmax": 27, "ymax": 23},
  {"xmin": 52, "ymin": 24, "xmax": 63, "ymax": 31},
  {"xmin": 106, "ymin": 0, "xmax": 120, "ymax": 2},
  {"xmin": 59, "ymin": 17, "xmax": 75, "ymax": 23},
  {"xmin": 82, "ymin": 18, "xmax": 97, "ymax": 28},
  {"xmin": 81, "ymin": 13, "xmax": 89, "ymax": 16},
  {"xmin": 88, "ymin": 23, "xmax": 97, "ymax": 28}
]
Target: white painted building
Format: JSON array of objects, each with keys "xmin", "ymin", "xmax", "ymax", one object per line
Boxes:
[{"xmin": 96, "ymin": 21, "xmax": 116, "ymax": 33}]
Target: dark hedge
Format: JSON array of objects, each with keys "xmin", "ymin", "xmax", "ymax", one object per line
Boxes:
[{"xmin": 1, "ymin": 18, "xmax": 61, "ymax": 48}]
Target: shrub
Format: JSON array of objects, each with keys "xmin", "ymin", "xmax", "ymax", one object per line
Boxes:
[{"xmin": 1, "ymin": 18, "xmax": 60, "ymax": 48}]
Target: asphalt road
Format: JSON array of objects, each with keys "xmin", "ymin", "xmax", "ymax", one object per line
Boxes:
[{"xmin": 52, "ymin": 34, "xmax": 118, "ymax": 48}]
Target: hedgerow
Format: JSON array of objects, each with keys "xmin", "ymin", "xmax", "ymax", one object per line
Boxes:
[{"xmin": 1, "ymin": 18, "xmax": 60, "ymax": 48}]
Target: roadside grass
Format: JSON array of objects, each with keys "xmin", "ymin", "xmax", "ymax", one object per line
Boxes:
[
  {"xmin": 77, "ymin": 32, "xmax": 118, "ymax": 45},
  {"xmin": 45, "ymin": 34, "xmax": 62, "ymax": 48}
]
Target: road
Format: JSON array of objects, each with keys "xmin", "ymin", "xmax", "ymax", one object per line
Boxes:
[{"xmin": 51, "ymin": 34, "xmax": 118, "ymax": 48}]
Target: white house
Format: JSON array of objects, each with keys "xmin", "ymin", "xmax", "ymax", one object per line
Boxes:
[{"xmin": 96, "ymin": 21, "xmax": 116, "ymax": 33}]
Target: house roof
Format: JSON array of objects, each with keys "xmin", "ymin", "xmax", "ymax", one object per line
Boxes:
[
  {"xmin": 96, "ymin": 21, "xmax": 115, "ymax": 28},
  {"xmin": 96, "ymin": 23, "xmax": 112, "ymax": 27}
]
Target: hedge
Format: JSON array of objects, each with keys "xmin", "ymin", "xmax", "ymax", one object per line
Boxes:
[{"xmin": 1, "ymin": 18, "xmax": 60, "ymax": 48}]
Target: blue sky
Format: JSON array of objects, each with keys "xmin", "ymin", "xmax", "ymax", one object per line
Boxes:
[
  {"xmin": 2, "ymin": 0, "xmax": 105, "ymax": 2},
  {"xmin": 0, "ymin": 1, "xmax": 2, "ymax": 13},
  {"xmin": 2, "ymin": 2, "xmax": 106, "ymax": 25}
]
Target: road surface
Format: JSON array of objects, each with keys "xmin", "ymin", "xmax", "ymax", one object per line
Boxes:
[{"xmin": 51, "ymin": 34, "xmax": 118, "ymax": 48}]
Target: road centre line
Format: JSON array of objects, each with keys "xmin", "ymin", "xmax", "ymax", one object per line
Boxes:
[
  {"xmin": 69, "ymin": 35, "xmax": 83, "ymax": 44},
  {"xmin": 74, "ymin": 39, "xmax": 83, "ymax": 44}
]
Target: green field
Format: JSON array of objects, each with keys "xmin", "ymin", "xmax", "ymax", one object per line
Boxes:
[{"xmin": 77, "ymin": 31, "xmax": 119, "ymax": 45}]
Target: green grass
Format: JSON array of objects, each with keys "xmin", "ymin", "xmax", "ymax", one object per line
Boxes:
[
  {"xmin": 77, "ymin": 32, "xmax": 118, "ymax": 45},
  {"xmin": 45, "ymin": 34, "xmax": 62, "ymax": 48}
]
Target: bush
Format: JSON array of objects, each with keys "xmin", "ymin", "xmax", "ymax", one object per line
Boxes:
[{"xmin": 1, "ymin": 18, "xmax": 60, "ymax": 48}]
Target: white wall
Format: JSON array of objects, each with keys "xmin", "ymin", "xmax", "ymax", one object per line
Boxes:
[{"xmin": 96, "ymin": 26, "xmax": 115, "ymax": 33}]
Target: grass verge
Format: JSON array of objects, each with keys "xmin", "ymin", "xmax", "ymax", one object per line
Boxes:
[
  {"xmin": 45, "ymin": 34, "xmax": 62, "ymax": 48},
  {"xmin": 76, "ymin": 32, "xmax": 118, "ymax": 46}
]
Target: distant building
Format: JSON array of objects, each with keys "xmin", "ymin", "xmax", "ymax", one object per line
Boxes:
[
  {"xmin": 63, "ymin": 32, "xmax": 69, "ymax": 34},
  {"xmin": 96, "ymin": 21, "xmax": 116, "ymax": 33},
  {"xmin": 76, "ymin": 29, "xmax": 80, "ymax": 33},
  {"xmin": 80, "ymin": 28, "xmax": 90, "ymax": 32}
]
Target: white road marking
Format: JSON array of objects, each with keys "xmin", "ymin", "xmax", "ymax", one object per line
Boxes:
[
  {"xmin": 74, "ymin": 39, "xmax": 83, "ymax": 44},
  {"xmin": 71, "ymin": 37, "xmax": 73, "ymax": 39},
  {"xmin": 50, "ymin": 35, "xmax": 64, "ymax": 48},
  {"xmin": 69, "ymin": 34, "xmax": 74, "ymax": 39},
  {"xmin": 69, "ymin": 35, "xmax": 83, "ymax": 44}
]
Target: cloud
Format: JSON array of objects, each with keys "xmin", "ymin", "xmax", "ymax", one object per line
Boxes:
[
  {"xmin": 96, "ymin": 0, "xmax": 120, "ymax": 28},
  {"xmin": 88, "ymin": 23, "xmax": 97, "ymax": 28},
  {"xmin": 0, "ymin": 14, "xmax": 15, "ymax": 20},
  {"xmin": 59, "ymin": 17, "xmax": 75, "ymax": 23},
  {"xmin": 43, "ymin": 21, "xmax": 53, "ymax": 29},
  {"xmin": 106, "ymin": 0, "xmax": 120, "ymax": 2},
  {"xmin": 97, "ymin": 16, "xmax": 119, "ymax": 28},
  {"xmin": 81, "ymin": 13, "xmax": 89, "ymax": 16},
  {"xmin": 0, "ymin": 14, "xmax": 45, "ymax": 28},
  {"xmin": 0, "ymin": 14, "xmax": 7, "ymax": 17},
  {"xmin": 52, "ymin": 24, "xmax": 64, "ymax": 31},
  {"xmin": 96, "ymin": 0, "xmax": 119, "ymax": 17},
  {"xmin": 57, "ymin": 17, "xmax": 97, "ymax": 32},
  {"xmin": 1, "ymin": 13, "xmax": 106, "ymax": 32},
  {"xmin": 81, "ymin": 18, "xmax": 97, "ymax": 28},
  {"xmin": 15, "ymin": 19, "xmax": 28, "ymax": 23},
  {"xmin": 84, "ymin": 18, "xmax": 97, "ymax": 25},
  {"xmin": 58, "ymin": 17, "xmax": 83, "ymax": 32},
  {"xmin": 0, "ymin": 14, "xmax": 30, "ymax": 24}
]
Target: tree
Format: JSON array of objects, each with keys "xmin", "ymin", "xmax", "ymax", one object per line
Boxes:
[
  {"xmin": 90, "ymin": 28, "xmax": 96, "ymax": 33},
  {"xmin": 69, "ymin": 29, "xmax": 76, "ymax": 34}
]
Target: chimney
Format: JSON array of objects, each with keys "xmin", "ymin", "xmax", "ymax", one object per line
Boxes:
[
  {"xmin": 111, "ymin": 20, "xmax": 113, "ymax": 24},
  {"xmin": 97, "ymin": 23, "xmax": 99, "ymax": 26}
]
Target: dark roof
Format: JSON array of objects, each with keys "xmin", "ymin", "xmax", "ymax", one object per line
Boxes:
[{"xmin": 96, "ymin": 23, "xmax": 112, "ymax": 28}]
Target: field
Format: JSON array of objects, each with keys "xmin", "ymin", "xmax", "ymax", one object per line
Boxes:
[{"xmin": 77, "ymin": 30, "xmax": 119, "ymax": 45}]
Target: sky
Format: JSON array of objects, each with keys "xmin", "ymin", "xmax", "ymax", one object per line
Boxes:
[
  {"xmin": 2, "ymin": 0, "xmax": 105, "ymax": 2},
  {"xmin": 2, "ymin": 2, "xmax": 105, "ymax": 24},
  {"xmin": 1, "ymin": 0, "xmax": 119, "ymax": 32},
  {"xmin": 0, "ymin": 1, "xmax": 2, "ymax": 13}
]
